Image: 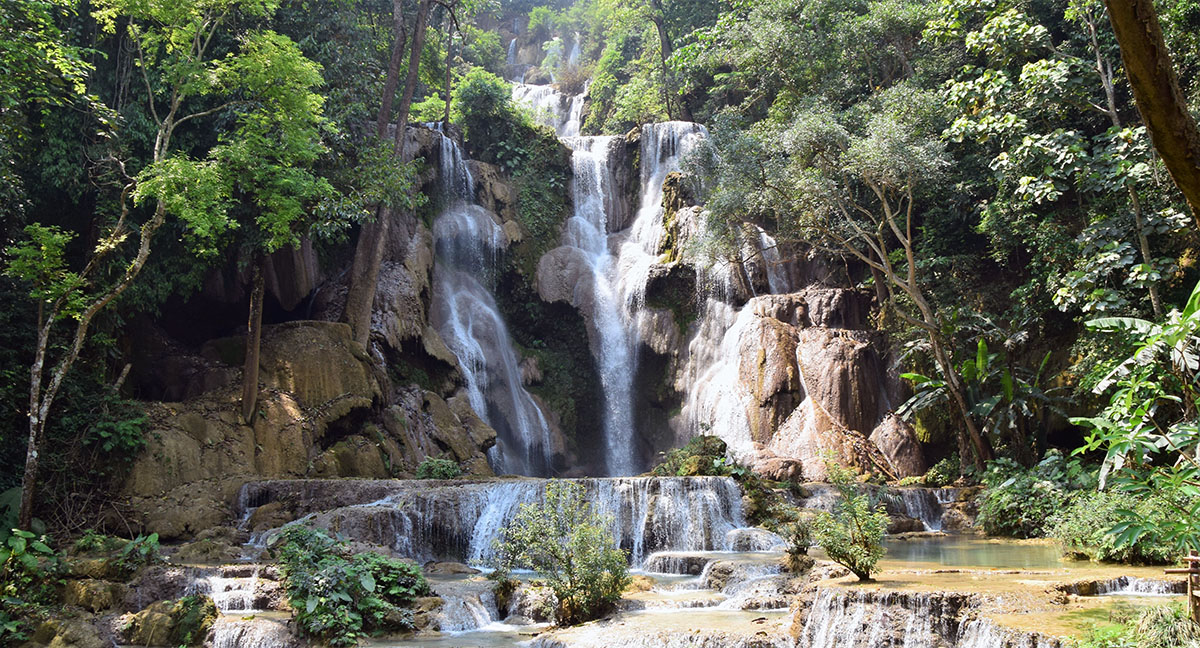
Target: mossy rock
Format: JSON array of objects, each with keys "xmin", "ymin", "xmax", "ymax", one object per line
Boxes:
[
  {"xmin": 62, "ymin": 579, "xmax": 127, "ymax": 613},
  {"xmin": 169, "ymin": 595, "xmax": 218, "ymax": 646},
  {"xmin": 29, "ymin": 618, "xmax": 107, "ymax": 648}
]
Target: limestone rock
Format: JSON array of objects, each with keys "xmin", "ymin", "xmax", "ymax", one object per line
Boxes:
[
  {"xmin": 869, "ymin": 414, "xmax": 927, "ymax": 478},
  {"xmin": 120, "ymin": 600, "xmax": 175, "ymax": 646},
  {"xmin": 28, "ymin": 618, "xmax": 107, "ymax": 648},
  {"xmin": 63, "ymin": 579, "xmax": 126, "ymax": 613},
  {"xmin": 310, "ymin": 434, "xmax": 391, "ymax": 479},
  {"xmin": 423, "ymin": 562, "xmax": 480, "ymax": 575},
  {"xmin": 257, "ymin": 321, "xmax": 380, "ymax": 424},
  {"xmin": 263, "ymin": 237, "xmax": 321, "ymax": 311}
]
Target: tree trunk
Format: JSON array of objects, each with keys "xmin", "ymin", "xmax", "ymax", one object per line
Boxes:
[
  {"xmin": 376, "ymin": 2, "xmax": 409, "ymax": 138},
  {"xmin": 647, "ymin": 0, "xmax": 691, "ymax": 122},
  {"xmin": 240, "ymin": 260, "xmax": 265, "ymax": 424},
  {"xmin": 443, "ymin": 16, "xmax": 454, "ymax": 126},
  {"xmin": 1104, "ymin": 0, "xmax": 1200, "ymax": 219},
  {"xmin": 344, "ymin": 0, "xmax": 431, "ymax": 347}
]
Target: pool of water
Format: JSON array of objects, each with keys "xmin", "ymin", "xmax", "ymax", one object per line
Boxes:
[{"xmin": 875, "ymin": 536, "xmax": 1066, "ymax": 570}]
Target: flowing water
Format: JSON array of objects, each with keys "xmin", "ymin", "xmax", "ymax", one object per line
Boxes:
[{"xmin": 428, "ymin": 127, "xmax": 554, "ymax": 476}]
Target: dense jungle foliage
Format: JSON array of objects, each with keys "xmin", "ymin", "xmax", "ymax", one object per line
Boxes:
[{"xmin": 4, "ymin": 0, "xmax": 1200, "ymax": 582}]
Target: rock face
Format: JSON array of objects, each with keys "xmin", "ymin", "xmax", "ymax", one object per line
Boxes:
[{"xmin": 119, "ymin": 320, "xmax": 496, "ymax": 540}]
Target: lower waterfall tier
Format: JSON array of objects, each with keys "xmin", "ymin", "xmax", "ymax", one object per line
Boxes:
[{"xmin": 239, "ymin": 476, "xmax": 746, "ymax": 567}]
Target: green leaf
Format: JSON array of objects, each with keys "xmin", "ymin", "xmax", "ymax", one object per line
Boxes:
[
  {"xmin": 306, "ymin": 597, "xmax": 318, "ymax": 614},
  {"xmin": 30, "ymin": 541, "xmax": 51, "ymax": 554},
  {"xmin": 976, "ymin": 338, "xmax": 989, "ymax": 374},
  {"xmin": 360, "ymin": 572, "xmax": 376, "ymax": 593}
]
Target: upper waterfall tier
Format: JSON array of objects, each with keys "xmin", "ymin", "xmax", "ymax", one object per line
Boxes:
[
  {"xmin": 240, "ymin": 476, "xmax": 746, "ymax": 567},
  {"xmin": 427, "ymin": 126, "xmax": 554, "ymax": 476},
  {"xmin": 512, "ymin": 82, "xmax": 586, "ymax": 137}
]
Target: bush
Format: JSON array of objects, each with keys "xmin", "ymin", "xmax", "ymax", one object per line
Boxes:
[
  {"xmin": 452, "ymin": 68, "xmax": 524, "ymax": 168},
  {"xmin": 651, "ymin": 435, "xmax": 730, "ymax": 477},
  {"xmin": 1049, "ymin": 490, "xmax": 1180, "ymax": 564},
  {"xmin": 811, "ymin": 462, "xmax": 888, "ymax": 581},
  {"xmin": 415, "ymin": 456, "xmax": 461, "ymax": 480},
  {"xmin": 492, "ymin": 481, "xmax": 629, "ymax": 625},
  {"xmin": 923, "ymin": 456, "xmax": 958, "ymax": 487},
  {"xmin": 170, "ymin": 595, "xmax": 218, "ymax": 646},
  {"xmin": 272, "ymin": 527, "xmax": 431, "ymax": 646},
  {"xmin": 1, "ymin": 530, "xmax": 61, "ymax": 644},
  {"xmin": 977, "ymin": 452, "xmax": 1092, "ymax": 538}
]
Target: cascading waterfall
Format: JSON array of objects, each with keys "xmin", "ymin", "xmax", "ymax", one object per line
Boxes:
[
  {"xmin": 801, "ymin": 589, "xmax": 962, "ymax": 648},
  {"xmin": 269, "ymin": 477, "xmax": 746, "ymax": 568},
  {"xmin": 567, "ymin": 32, "xmax": 582, "ymax": 67},
  {"xmin": 187, "ymin": 565, "xmax": 265, "ymax": 613},
  {"xmin": 428, "ymin": 127, "xmax": 553, "ymax": 476},
  {"xmin": 512, "ymin": 83, "xmax": 586, "ymax": 137},
  {"xmin": 507, "ymin": 37, "xmax": 518, "ymax": 66},
  {"xmin": 560, "ymin": 135, "xmax": 639, "ymax": 475}
]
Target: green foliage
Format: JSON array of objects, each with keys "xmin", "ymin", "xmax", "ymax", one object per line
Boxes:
[
  {"xmin": 415, "ymin": 456, "xmax": 462, "ymax": 480},
  {"xmin": 272, "ymin": 526, "xmax": 431, "ymax": 647},
  {"xmin": 72, "ymin": 529, "xmax": 125, "ymax": 555},
  {"xmin": 1073, "ymin": 279, "xmax": 1200, "ymax": 554},
  {"xmin": 923, "ymin": 456, "xmax": 958, "ymax": 487},
  {"xmin": 811, "ymin": 462, "xmax": 888, "ymax": 581},
  {"xmin": 169, "ymin": 595, "xmax": 218, "ymax": 647},
  {"xmin": 492, "ymin": 481, "xmax": 630, "ymax": 625},
  {"xmin": 113, "ymin": 533, "xmax": 163, "ymax": 575},
  {"xmin": 0, "ymin": 530, "xmax": 60, "ymax": 644},
  {"xmin": 977, "ymin": 452, "xmax": 1092, "ymax": 538},
  {"xmin": 650, "ymin": 435, "xmax": 730, "ymax": 476},
  {"xmin": 1048, "ymin": 489, "xmax": 1179, "ymax": 564}
]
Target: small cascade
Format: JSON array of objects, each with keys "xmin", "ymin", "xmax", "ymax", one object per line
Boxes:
[
  {"xmin": 512, "ymin": 83, "xmax": 585, "ymax": 137},
  {"xmin": 437, "ymin": 589, "xmax": 501, "ymax": 632},
  {"xmin": 507, "ymin": 37, "xmax": 518, "ymax": 66},
  {"xmin": 210, "ymin": 615, "xmax": 298, "ymax": 648},
  {"xmin": 428, "ymin": 127, "xmax": 553, "ymax": 477},
  {"xmin": 186, "ymin": 565, "xmax": 271, "ymax": 613},
  {"xmin": 893, "ymin": 488, "xmax": 951, "ymax": 532},
  {"xmin": 1070, "ymin": 576, "xmax": 1186, "ymax": 596},
  {"xmin": 800, "ymin": 589, "xmax": 963, "ymax": 648},
  {"xmin": 956, "ymin": 618, "xmax": 1062, "ymax": 648}
]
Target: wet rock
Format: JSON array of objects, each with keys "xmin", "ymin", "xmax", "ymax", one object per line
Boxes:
[
  {"xmin": 120, "ymin": 600, "xmax": 175, "ymax": 645},
  {"xmin": 423, "ymin": 561, "xmax": 480, "ymax": 575},
  {"xmin": 172, "ymin": 537, "xmax": 242, "ymax": 565},
  {"xmin": 726, "ymin": 528, "xmax": 786, "ymax": 552},
  {"xmin": 310, "ymin": 434, "xmax": 391, "ymax": 479},
  {"xmin": 642, "ymin": 553, "xmax": 713, "ymax": 576},
  {"xmin": 887, "ymin": 516, "xmax": 926, "ymax": 534},
  {"xmin": 507, "ymin": 585, "xmax": 558, "ymax": 623}
]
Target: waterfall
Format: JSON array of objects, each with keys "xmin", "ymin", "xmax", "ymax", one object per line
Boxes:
[
  {"xmin": 678, "ymin": 300, "xmax": 758, "ymax": 463},
  {"xmin": 210, "ymin": 615, "xmax": 298, "ymax": 648},
  {"xmin": 512, "ymin": 82, "xmax": 585, "ymax": 137},
  {"xmin": 507, "ymin": 37, "xmax": 518, "ymax": 66},
  {"xmin": 428, "ymin": 127, "xmax": 554, "ymax": 476},
  {"xmin": 567, "ymin": 32, "xmax": 582, "ymax": 67},
  {"xmin": 956, "ymin": 618, "xmax": 1062, "ymax": 648},
  {"xmin": 187, "ymin": 565, "xmax": 265, "ymax": 613},
  {"xmin": 801, "ymin": 589, "xmax": 962, "ymax": 648},
  {"xmin": 437, "ymin": 589, "xmax": 501, "ymax": 632},
  {"xmin": 264, "ymin": 477, "xmax": 745, "ymax": 568},
  {"xmin": 561, "ymin": 135, "xmax": 638, "ymax": 474}
]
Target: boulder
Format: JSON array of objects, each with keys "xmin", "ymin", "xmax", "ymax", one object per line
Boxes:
[
  {"xmin": 28, "ymin": 618, "xmax": 107, "ymax": 648},
  {"xmin": 869, "ymin": 415, "xmax": 927, "ymax": 478},
  {"xmin": 63, "ymin": 579, "xmax": 127, "ymax": 613}
]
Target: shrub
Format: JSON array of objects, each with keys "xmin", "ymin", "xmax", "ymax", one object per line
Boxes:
[
  {"xmin": 811, "ymin": 462, "xmax": 888, "ymax": 581},
  {"xmin": 416, "ymin": 456, "xmax": 462, "ymax": 480},
  {"xmin": 1134, "ymin": 605, "xmax": 1200, "ymax": 648},
  {"xmin": 113, "ymin": 533, "xmax": 163, "ymax": 575},
  {"xmin": 170, "ymin": 595, "xmax": 218, "ymax": 646},
  {"xmin": 1, "ymin": 530, "xmax": 61, "ymax": 644},
  {"xmin": 272, "ymin": 526, "xmax": 431, "ymax": 646},
  {"xmin": 765, "ymin": 505, "xmax": 816, "ymax": 572},
  {"xmin": 492, "ymin": 481, "xmax": 629, "ymax": 625},
  {"xmin": 923, "ymin": 456, "xmax": 958, "ymax": 487},
  {"xmin": 651, "ymin": 435, "xmax": 730, "ymax": 477},
  {"xmin": 452, "ymin": 67, "xmax": 525, "ymax": 168},
  {"xmin": 1048, "ymin": 490, "xmax": 1180, "ymax": 564},
  {"xmin": 977, "ymin": 452, "xmax": 1092, "ymax": 538}
]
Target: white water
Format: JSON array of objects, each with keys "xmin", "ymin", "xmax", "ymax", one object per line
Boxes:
[
  {"xmin": 566, "ymin": 32, "xmax": 582, "ymax": 67},
  {"xmin": 346, "ymin": 477, "xmax": 745, "ymax": 567},
  {"xmin": 428, "ymin": 127, "xmax": 554, "ymax": 476},
  {"xmin": 512, "ymin": 83, "xmax": 586, "ymax": 137},
  {"xmin": 560, "ymin": 135, "xmax": 639, "ymax": 474}
]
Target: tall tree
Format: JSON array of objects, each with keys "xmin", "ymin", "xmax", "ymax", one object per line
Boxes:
[
  {"xmin": 1103, "ymin": 0, "xmax": 1200, "ymax": 219},
  {"xmin": 7, "ymin": 0, "xmax": 330, "ymax": 528},
  {"xmin": 344, "ymin": 0, "xmax": 434, "ymax": 348}
]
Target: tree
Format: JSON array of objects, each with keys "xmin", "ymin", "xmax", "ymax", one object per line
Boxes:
[
  {"xmin": 1103, "ymin": 0, "xmax": 1200, "ymax": 219},
  {"xmin": 6, "ymin": 0, "xmax": 330, "ymax": 529},
  {"xmin": 1073, "ymin": 279, "xmax": 1200, "ymax": 555},
  {"xmin": 811, "ymin": 461, "xmax": 888, "ymax": 581},
  {"xmin": 492, "ymin": 481, "xmax": 630, "ymax": 625},
  {"xmin": 343, "ymin": 0, "xmax": 434, "ymax": 348},
  {"xmin": 693, "ymin": 87, "xmax": 994, "ymax": 469}
]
